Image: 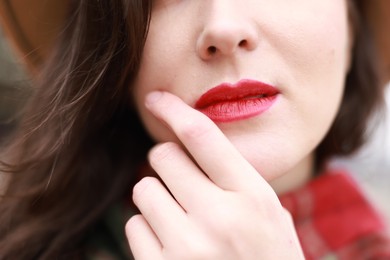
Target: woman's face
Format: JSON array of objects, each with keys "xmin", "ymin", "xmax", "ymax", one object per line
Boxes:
[{"xmin": 132, "ymin": 0, "xmax": 351, "ymax": 186}]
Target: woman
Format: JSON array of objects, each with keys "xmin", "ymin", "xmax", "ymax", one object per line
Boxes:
[{"xmin": 0, "ymin": 0, "xmax": 389, "ymax": 259}]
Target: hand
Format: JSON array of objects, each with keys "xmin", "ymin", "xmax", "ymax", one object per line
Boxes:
[{"xmin": 125, "ymin": 91, "xmax": 304, "ymax": 260}]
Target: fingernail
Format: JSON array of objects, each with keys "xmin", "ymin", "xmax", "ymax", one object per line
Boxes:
[{"xmin": 145, "ymin": 91, "xmax": 163, "ymax": 106}]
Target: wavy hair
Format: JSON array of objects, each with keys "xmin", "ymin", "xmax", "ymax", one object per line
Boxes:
[{"xmin": 0, "ymin": 0, "xmax": 152, "ymax": 258}]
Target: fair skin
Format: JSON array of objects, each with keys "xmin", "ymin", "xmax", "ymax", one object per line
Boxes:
[{"xmin": 127, "ymin": 0, "xmax": 352, "ymax": 259}]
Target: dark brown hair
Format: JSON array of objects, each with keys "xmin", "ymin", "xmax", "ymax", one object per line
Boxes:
[
  {"xmin": 0, "ymin": 0, "xmax": 152, "ymax": 258},
  {"xmin": 0, "ymin": 0, "xmax": 386, "ymax": 259},
  {"xmin": 316, "ymin": 0, "xmax": 386, "ymax": 168}
]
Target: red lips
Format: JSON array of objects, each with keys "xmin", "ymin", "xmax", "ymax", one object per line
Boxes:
[{"xmin": 195, "ymin": 79, "xmax": 279, "ymax": 122}]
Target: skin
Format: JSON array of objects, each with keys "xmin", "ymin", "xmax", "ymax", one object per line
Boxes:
[{"xmin": 127, "ymin": 0, "xmax": 352, "ymax": 258}]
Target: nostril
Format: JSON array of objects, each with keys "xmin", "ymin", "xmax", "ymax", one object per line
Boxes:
[
  {"xmin": 239, "ymin": 40, "xmax": 247, "ymax": 48},
  {"xmin": 207, "ymin": 46, "xmax": 217, "ymax": 55}
]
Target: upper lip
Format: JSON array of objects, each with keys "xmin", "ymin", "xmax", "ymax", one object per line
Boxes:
[{"xmin": 195, "ymin": 79, "xmax": 280, "ymax": 109}]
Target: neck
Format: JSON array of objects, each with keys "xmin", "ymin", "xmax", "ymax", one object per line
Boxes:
[{"xmin": 269, "ymin": 153, "xmax": 314, "ymax": 195}]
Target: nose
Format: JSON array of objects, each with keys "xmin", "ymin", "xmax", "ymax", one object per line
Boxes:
[{"xmin": 196, "ymin": 3, "xmax": 259, "ymax": 60}]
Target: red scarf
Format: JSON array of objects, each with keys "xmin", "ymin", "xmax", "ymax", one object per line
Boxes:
[{"xmin": 279, "ymin": 170, "xmax": 390, "ymax": 259}]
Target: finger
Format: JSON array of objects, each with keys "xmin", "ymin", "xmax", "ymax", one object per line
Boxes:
[
  {"xmin": 132, "ymin": 176, "xmax": 190, "ymax": 247},
  {"xmin": 125, "ymin": 214, "xmax": 163, "ymax": 260},
  {"xmin": 145, "ymin": 91, "xmax": 269, "ymax": 191},
  {"xmin": 282, "ymin": 208, "xmax": 305, "ymax": 258},
  {"xmin": 148, "ymin": 142, "xmax": 220, "ymax": 211}
]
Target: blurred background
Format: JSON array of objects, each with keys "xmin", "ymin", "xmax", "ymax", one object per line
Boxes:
[
  {"xmin": 332, "ymin": 87, "xmax": 390, "ymax": 223},
  {"xmin": 1, "ymin": 26, "xmax": 390, "ymax": 223}
]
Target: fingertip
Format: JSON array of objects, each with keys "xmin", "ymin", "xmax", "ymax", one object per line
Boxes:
[
  {"xmin": 132, "ymin": 176, "xmax": 160, "ymax": 207},
  {"xmin": 145, "ymin": 91, "xmax": 164, "ymax": 107},
  {"xmin": 148, "ymin": 142, "xmax": 181, "ymax": 166},
  {"xmin": 125, "ymin": 214, "xmax": 163, "ymax": 259},
  {"xmin": 125, "ymin": 214, "xmax": 144, "ymax": 239}
]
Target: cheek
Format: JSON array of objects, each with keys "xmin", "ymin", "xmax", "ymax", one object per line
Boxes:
[
  {"xmin": 132, "ymin": 20, "xmax": 183, "ymax": 112},
  {"xmin": 131, "ymin": 13, "xmax": 199, "ymax": 143},
  {"xmin": 132, "ymin": 52, "xmax": 180, "ymax": 143},
  {"xmin": 276, "ymin": 2, "xmax": 351, "ymax": 120},
  {"xmin": 278, "ymin": 3, "xmax": 351, "ymax": 78}
]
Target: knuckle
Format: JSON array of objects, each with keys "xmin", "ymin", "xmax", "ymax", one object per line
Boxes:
[
  {"xmin": 125, "ymin": 214, "xmax": 144, "ymax": 240},
  {"xmin": 148, "ymin": 142, "xmax": 180, "ymax": 164},
  {"xmin": 125, "ymin": 214, "xmax": 141, "ymax": 233},
  {"xmin": 132, "ymin": 176, "xmax": 160, "ymax": 203},
  {"xmin": 178, "ymin": 118, "xmax": 213, "ymax": 141}
]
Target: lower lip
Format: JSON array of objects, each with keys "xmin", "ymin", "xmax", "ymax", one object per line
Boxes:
[{"xmin": 197, "ymin": 95, "xmax": 278, "ymax": 123}]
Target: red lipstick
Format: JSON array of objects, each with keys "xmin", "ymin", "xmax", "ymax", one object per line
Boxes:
[{"xmin": 195, "ymin": 79, "xmax": 279, "ymax": 122}]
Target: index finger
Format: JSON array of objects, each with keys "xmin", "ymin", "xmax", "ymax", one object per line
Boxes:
[{"xmin": 145, "ymin": 91, "xmax": 271, "ymax": 192}]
